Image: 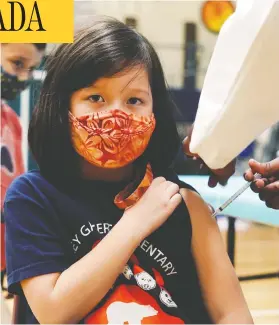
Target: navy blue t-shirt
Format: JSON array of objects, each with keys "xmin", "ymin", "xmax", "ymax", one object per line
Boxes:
[{"xmin": 4, "ymin": 168, "xmax": 211, "ymax": 324}]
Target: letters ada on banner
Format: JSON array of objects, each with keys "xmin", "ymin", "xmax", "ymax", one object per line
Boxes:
[{"xmin": 0, "ymin": 0, "xmax": 73, "ymax": 43}]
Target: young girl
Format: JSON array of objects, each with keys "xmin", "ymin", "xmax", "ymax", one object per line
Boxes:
[{"xmin": 4, "ymin": 17, "xmax": 253, "ymax": 324}]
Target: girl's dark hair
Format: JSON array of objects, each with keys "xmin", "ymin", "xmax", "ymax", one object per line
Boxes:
[{"xmin": 28, "ymin": 16, "xmax": 180, "ymax": 185}]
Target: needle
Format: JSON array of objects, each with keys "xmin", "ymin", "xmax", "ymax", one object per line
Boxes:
[{"xmin": 212, "ymin": 173, "xmax": 261, "ymax": 218}]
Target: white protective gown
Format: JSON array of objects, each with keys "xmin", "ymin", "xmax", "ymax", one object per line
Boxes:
[{"xmin": 190, "ymin": 0, "xmax": 279, "ymax": 169}]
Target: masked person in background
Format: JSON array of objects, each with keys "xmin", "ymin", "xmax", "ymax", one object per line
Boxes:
[{"xmin": 1, "ymin": 43, "xmax": 46, "ymax": 298}]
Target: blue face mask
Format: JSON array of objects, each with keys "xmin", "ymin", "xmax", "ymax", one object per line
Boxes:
[{"xmin": 1, "ymin": 66, "xmax": 32, "ymax": 101}]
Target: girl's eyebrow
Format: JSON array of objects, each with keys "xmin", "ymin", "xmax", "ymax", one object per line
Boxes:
[
  {"xmin": 84, "ymin": 85, "xmax": 99, "ymax": 91},
  {"xmin": 83, "ymin": 85, "xmax": 150, "ymax": 96},
  {"xmin": 125, "ymin": 88, "xmax": 151, "ymax": 96}
]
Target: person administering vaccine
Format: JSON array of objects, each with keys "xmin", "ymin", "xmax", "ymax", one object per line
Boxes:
[
  {"xmin": 183, "ymin": 135, "xmax": 279, "ymax": 210},
  {"xmin": 182, "ymin": 0, "xmax": 279, "ymax": 210}
]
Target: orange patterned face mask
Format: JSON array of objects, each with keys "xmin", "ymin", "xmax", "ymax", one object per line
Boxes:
[{"xmin": 69, "ymin": 109, "xmax": 156, "ymax": 169}]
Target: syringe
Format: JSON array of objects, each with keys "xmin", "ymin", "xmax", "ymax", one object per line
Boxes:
[{"xmin": 212, "ymin": 173, "xmax": 261, "ymax": 218}]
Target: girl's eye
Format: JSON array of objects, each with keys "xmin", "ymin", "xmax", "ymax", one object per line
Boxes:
[
  {"xmin": 89, "ymin": 95, "xmax": 104, "ymax": 103},
  {"xmin": 127, "ymin": 97, "xmax": 143, "ymax": 105}
]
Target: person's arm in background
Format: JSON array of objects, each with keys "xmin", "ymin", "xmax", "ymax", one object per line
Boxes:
[
  {"xmin": 244, "ymin": 158, "xmax": 279, "ymax": 209},
  {"xmin": 1, "ymin": 102, "xmax": 25, "ymax": 179},
  {"xmin": 1, "ymin": 103, "xmax": 25, "ymax": 298},
  {"xmin": 182, "ymin": 125, "xmax": 236, "ymax": 187},
  {"xmin": 12, "ymin": 106, "xmax": 26, "ymax": 175},
  {"xmin": 180, "ymin": 188, "xmax": 253, "ymax": 324}
]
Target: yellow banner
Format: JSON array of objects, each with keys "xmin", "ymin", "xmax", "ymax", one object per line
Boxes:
[{"xmin": 0, "ymin": 0, "xmax": 73, "ymax": 43}]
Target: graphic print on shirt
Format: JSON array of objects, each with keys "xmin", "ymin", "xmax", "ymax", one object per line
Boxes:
[
  {"xmin": 160, "ymin": 288, "xmax": 178, "ymax": 308},
  {"xmin": 106, "ymin": 301, "xmax": 158, "ymax": 324},
  {"xmin": 85, "ymin": 283, "xmax": 185, "ymax": 324},
  {"xmin": 70, "ymin": 222, "xmax": 113, "ymax": 253},
  {"xmin": 133, "ymin": 264, "xmax": 156, "ymax": 290},
  {"xmin": 70, "ymin": 224, "xmax": 178, "ymax": 277},
  {"xmin": 139, "ymin": 239, "xmax": 178, "ymax": 276},
  {"xmin": 83, "ymin": 242, "xmax": 185, "ymax": 324},
  {"xmin": 123, "ymin": 264, "xmax": 133, "ymax": 280}
]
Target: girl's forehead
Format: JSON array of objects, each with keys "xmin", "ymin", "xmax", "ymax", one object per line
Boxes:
[{"xmin": 92, "ymin": 66, "xmax": 150, "ymax": 89}]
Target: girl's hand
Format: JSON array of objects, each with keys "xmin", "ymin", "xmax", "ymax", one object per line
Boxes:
[{"xmin": 123, "ymin": 177, "xmax": 182, "ymax": 238}]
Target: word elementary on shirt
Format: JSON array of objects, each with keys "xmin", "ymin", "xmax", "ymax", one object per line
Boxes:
[
  {"xmin": 71, "ymin": 223, "xmax": 177, "ymax": 276},
  {"xmin": 139, "ymin": 239, "xmax": 177, "ymax": 276}
]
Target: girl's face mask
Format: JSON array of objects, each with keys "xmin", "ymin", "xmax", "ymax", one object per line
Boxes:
[
  {"xmin": 69, "ymin": 109, "xmax": 156, "ymax": 169},
  {"xmin": 1, "ymin": 67, "xmax": 32, "ymax": 101}
]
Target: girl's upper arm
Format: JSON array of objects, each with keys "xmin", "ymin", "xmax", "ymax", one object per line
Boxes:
[
  {"xmin": 180, "ymin": 188, "xmax": 253, "ymax": 324},
  {"xmin": 21, "ymin": 272, "xmax": 61, "ymax": 322},
  {"xmin": 4, "ymin": 175, "xmax": 71, "ymax": 295},
  {"xmin": 4, "ymin": 175, "xmax": 72, "ymax": 322}
]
